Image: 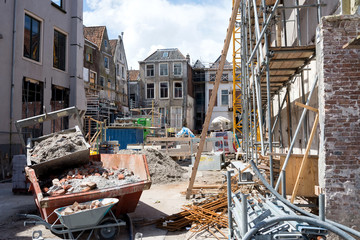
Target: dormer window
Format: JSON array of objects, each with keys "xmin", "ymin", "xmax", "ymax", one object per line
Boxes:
[
  {"xmin": 104, "ymin": 40, "xmax": 108, "ymax": 48},
  {"xmin": 162, "ymin": 52, "xmax": 168, "ymax": 58}
]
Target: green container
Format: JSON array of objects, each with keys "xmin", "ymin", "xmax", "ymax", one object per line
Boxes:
[{"xmin": 137, "ymin": 118, "xmax": 151, "ymax": 140}]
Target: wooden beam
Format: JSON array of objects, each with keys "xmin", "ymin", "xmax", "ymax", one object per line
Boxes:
[
  {"xmin": 295, "ymin": 101, "xmax": 318, "ymax": 113},
  {"xmin": 185, "ymin": 0, "xmax": 241, "ymax": 199},
  {"xmin": 290, "ymin": 113, "xmax": 319, "ymax": 203}
]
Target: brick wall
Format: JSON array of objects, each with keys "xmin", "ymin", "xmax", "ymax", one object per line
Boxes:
[{"xmin": 317, "ymin": 15, "xmax": 360, "ymax": 231}]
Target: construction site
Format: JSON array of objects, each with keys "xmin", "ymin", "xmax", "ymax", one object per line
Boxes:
[{"xmin": 0, "ymin": 0, "xmax": 360, "ymax": 240}]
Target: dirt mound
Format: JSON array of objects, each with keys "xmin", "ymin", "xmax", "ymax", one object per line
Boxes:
[
  {"xmin": 29, "ymin": 131, "xmax": 88, "ymax": 164},
  {"xmin": 118, "ymin": 148, "xmax": 187, "ymax": 184}
]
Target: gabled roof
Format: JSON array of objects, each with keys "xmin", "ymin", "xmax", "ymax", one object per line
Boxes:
[
  {"xmin": 128, "ymin": 70, "xmax": 140, "ymax": 81},
  {"xmin": 143, "ymin": 48, "xmax": 186, "ymax": 62},
  {"xmin": 109, "ymin": 39, "xmax": 117, "ymax": 55},
  {"xmin": 83, "ymin": 26, "xmax": 106, "ymax": 49},
  {"xmin": 193, "ymin": 60, "xmax": 205, "ymax": 69},
  {"xmin": 210, "ymin": 55, "xmax": 232, "ymax": 69}
]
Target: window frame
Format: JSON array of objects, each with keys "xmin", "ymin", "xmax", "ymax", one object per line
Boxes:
[
  {"xmin": 104, "ymin": 56, "xmax": 109, "ymax": 69},
  {"xmin": 53, "ymin": 27, "xmax": 67, "ymax": 71},
  {"xmin": 210, "ymin": 73, "xmax": 216, "ymax": 81},
  {"xmin": 100, "ymin": 76, "xmax": 105, "ymax": 87},
  {"xmin": 51, "ymin": 0, "xmax": 65, "ymax": 11},
  {"xmin": 221, "ymin": 73, "xmax": 229, "ymax": 81},
  {"xmin": 90, "ymin": 70, "xmax": 97, "ymax": 85},
  {"xmin": 173, "ymin": 81, "xmax": 183, "ymax": 99},
  {"xmin": 146, "ymin": 64, "xmax": 154, "ymax": 77},
  {"xmin": 159, "ymin": 63, "xmax": 168, "ymax": 76},
  {"xmin": 221, "ymin": 89, "xmax": 229, "ymax": 106},
  {"xmin": 146, "ymin": 82, "xmax": 155, "ymax": 99},
  {"xmin": 159, "ymin": 81, "xmax": 169, "ymax": 99},
  {"xmin": 173, "ymin": 62, "xmax": 182, "ymax": 76},
  {"xmin": 23, "ymin": 12, "xmax": 43, "ymax": 64}
]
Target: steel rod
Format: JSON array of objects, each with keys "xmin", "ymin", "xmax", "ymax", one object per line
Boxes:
[
  {"xmin": 226, "ymin": 171, "xmax": 233, "ymax": 239},
  {"xmin": 319, "ymin": 194, "xmax": 325, "ymax": 222},
  {"xmin": 240, "ymin": 193, "xmax": 248, "ymax": 236},
  {"xmin": 275, "ymin": 76, "xmax": 318, "ymax": 191},
  {"xmin": 281, "ymin": 169, "xmax": 286, "ymax": 198}
]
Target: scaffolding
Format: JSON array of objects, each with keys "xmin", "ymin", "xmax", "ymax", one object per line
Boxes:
[{"xmin": 233, "ymin": 0, "xmax": 323, "ymax": 189}]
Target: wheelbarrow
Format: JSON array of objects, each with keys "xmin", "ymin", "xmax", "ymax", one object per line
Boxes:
[{"xmin": 21, "ymin": 198, "xmax": 133, "ymax": 240}]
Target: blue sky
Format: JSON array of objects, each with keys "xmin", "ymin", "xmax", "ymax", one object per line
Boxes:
[{"xmin": 83, "ymin": 0, "xmax": 232, "ymax": 69}]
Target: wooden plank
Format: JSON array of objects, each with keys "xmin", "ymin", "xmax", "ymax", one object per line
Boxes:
[
  {"xmin": 186, "ymin": 0, "xmax": 241, "ymax": 199},
  {"xmin": 295, "ymin": 101, "xmax": 318, "ymax": 113},
  {"xmin": 290, "ymin": 113, "xmax": 319, "ymax": 203}
]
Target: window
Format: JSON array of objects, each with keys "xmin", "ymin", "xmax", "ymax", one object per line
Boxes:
[
  {"xmin": 162, "ymin": 52, "xmax": 168, "ymax": 58},
  {"xmin": 160, "ymin": 82, "xmax": 169, "ymax": 98},
  {"xmin": 174, "ymin": 82, "xmax": 183, "ymax": 99},
  {"xmin": 90, "ymin": 71, "xmax": 97, "ymax": 84},
  {"xmin": 104, "ymin": 40, "xmax": 108, "ymax": 48},
  {"xmin": 174, "ymin": 63, "xmax": 182, "ymax": 76},
  {"xmin": 85, "ymin": 52, "xmax": 92, "ymax": 62},
  {"xmin": 51, "ymin": 0, "xmax": 63, "ymax": 9},
  {"xmin": 83, "ymin": 68, "xmax": 89, "ymax": 82},
  {"xmin": 221, "ymin": 90, "xmax": 229, "ymax": 105},
  {"xmin": 146, "ymin": 83, "xmax": 154, "ymax": 99},
  {"xmin": 104, "ymin": 57, "xmax": 109, "ymax": 69},
  {"xmin": 210, "ymin": 74, "xmax": 216, "ymax": 81},
  {"xmin": 170, "ymin": 107, "xmax": 182, "ymax": 129},
  {"xmin": 100, "ymin": 76, "xmax": 105, "ymax": 86},
  {"xmin": 122, "ymin": 66, "xmax": 125, "ymax": 78},
  {"xmin": 160, "ymin": 63, "xmax": 168, "ymax": 76},
  {"xmin": 24, "ymin": 14, "xmax": 41, "ymax": 62},
  {"xmin": 221, "ymin": 74, "xmax": 229, "ymax": 81},
  {"xmin": 146, "ymin": 64, "xmax": 154, "ymax": 77},
  {"xmin": 53, "ymin": 29, "xmax": 66, "ymax": 71},
  {"xmin": 116, "ymin": 64, "xmax": 120, "ymax": 76},
  {"xmin": 209, "ymin": 89, "xmax": 217, "ymax": 106},
  {"xmin": 51, "ymin": 85, "xmax": 69, "ymax": 132}
]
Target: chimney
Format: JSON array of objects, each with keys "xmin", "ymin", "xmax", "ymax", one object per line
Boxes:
[{"xmin": 186, "ymin": 54, "xmax": 190, "ymax": 63}]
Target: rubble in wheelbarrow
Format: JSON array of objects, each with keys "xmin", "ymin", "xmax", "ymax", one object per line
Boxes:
[
  {"xmin": 29, "ymin": 131, "xmax": 88, "ymax": 164},
  {"xmin": 60, "ymin": 200, "xmax": 104, "ymax": 216},
  {"xmin": 42, "ymin": 160, "xmax": 141, "ymax": 196}
]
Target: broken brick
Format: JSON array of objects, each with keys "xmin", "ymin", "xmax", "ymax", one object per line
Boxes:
[
  {"xmin": 82, "ymin": 187, "xmax": 91, "ymax": 192},
  {"xmin": 95, "ymin": 173, "xmax": 101, "ymax": 177},
  {"xmin": 112, "ymin": 166, "xmax": 118, "ymax": 171},
  {"xmin": 118, "ymin": 174, "xmax": 125, "ymax": 180},
  {"xmin": 51, "ymin": 189, "xmax": 66, "ymax": 196}
]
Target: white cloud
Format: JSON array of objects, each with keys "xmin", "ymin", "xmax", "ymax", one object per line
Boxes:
[{"xmin": 84, "ymin": 0, "xmax": 232, "ymax": 69}]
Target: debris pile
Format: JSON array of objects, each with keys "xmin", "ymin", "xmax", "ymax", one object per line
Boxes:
[
  {"xmin": 30, "ymin": 131, "xmax": 88, "ymax": 164},
  {"xmin": 118, "ymin": 148, "xmax": 187, "ymax": 184},
  {"xmin": 43, "ymin": 161, "xmax": 140, "ymax": 196},
  {"xmin": 59, "ymin": 200, "xmax": 104, "ymax": 216}
]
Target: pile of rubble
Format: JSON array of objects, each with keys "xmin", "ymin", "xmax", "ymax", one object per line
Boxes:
[
  {"xmin": 118, "ymin": 148, "xmax": 187, "ymax": 184},
  {"xmin": 59, "ymin": 200, "xmax": 104, "ymax": 216},
  {"xmin": 42, "ymin": 161, "xmax": 140, "ymax": 196},
  {"xmin": 30, "ymin": 131, "xmax": 88, "ymax": 164}
]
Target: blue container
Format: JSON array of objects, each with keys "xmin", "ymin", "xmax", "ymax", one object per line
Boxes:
[{"xmin": 105, "ymin": 128, "xmax": 144, "ymax": 150}]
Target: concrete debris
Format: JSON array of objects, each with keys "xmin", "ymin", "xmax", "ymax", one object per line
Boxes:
[
  {"xmin": 29, "ymin": 131, "xmax": 88, "ymax": 164},
  {"xmin": 118, "ymin": 148, "xmax": 187, "ymax": 184},
  {"xmin": 59, "ymin": 200, "xmax": 104, "ymax": 216},
  {"xmin": 43, "ymin": 161, "xmax": 140, "ymax": 195}
]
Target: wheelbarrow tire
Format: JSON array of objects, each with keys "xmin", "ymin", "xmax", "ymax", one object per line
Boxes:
[{"xmin": 94, "ymin": 217, "xmax": 119, "ymax": 240}]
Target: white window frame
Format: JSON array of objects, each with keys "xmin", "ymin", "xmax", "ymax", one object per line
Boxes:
[
  {"xmin": 210, "ymin": 73, "xmax": 216, "ymax": 81},
  {"xmin": 159, "ymin": 81, "xmax": 169, "ymax": 99},
  {"xmin": 146, "ymin": 82, "xmax": 155, "ymax": 99},
  {"xmin": 221, "ymin": 73, "xmax": 229, "ymax": 81},
  {"xmin": 173, "ymin": 81, "xmax": 183, "ymax": 99},
  {"xmin": 146, "ymin": 64, "xmax": 154, "ymax": 77},
  {"xmin": 23, "ymin": 11, "xmax": 44, "ymax": 65},
  {"xmin": 221, "ymin": 89, "xmax": 229, "ymax": 106},
  {"xmin": 173, "ymin": 62, "xmax": 182, "ymax": 76},
  {"xmin": 159, "ymin": 63, "xmax": 168, "ymax": 76},
  {"xmin": 170, "ymin": 106, "xmax": 182, "ymax": 129}
]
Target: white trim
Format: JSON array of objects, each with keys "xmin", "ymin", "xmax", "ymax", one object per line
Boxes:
[
  {"xmin": 52, "ymin": 26, "xmax": 68, "ymax": 73},
  {"xmin": 173, "ymin": 81, "xmax": 183, "ymax": 99},
  {"xmin": 146, "ymin": 82, "xmax": 155, "ymax": 99},
  {"xmin": 22, "ymin": 10, "xmax": 44, "ymax": 65},
  {"xmin": 159, "ymin": 81, "xmax": 169, "ymax": 99},
  {"xmin": 159, "ymin": 63, "xmax": 168, "ymax": 76}
]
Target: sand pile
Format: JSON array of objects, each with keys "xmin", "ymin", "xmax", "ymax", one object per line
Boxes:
[
  {"xmin": 30, "ymin": 131, "xmax": 88, "ymax": 164},
  {"xmin": 118, "ymin": 148, "xmax": 187, "ymax": 184}
]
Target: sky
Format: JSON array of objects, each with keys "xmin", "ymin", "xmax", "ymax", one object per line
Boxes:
[{"xmin": 83, "ymin": 0, "xmax": 233, "ymax": 70}]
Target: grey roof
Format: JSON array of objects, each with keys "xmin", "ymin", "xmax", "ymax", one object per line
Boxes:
[
  {"xmin": 210, "ymin": 55, "xmax": 232, "ymax": 69},
  {"xmin": 193, "ymin": 60, "xmax": 205, "ymax": 69},
  {"xmin": 143, "ymin": 48, "xmax": 186, "ymax": 62}
]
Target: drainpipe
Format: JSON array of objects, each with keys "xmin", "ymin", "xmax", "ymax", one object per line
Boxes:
[{"xmin": 10, "ymin": 0, "xmax": 17, "ymax": 157}]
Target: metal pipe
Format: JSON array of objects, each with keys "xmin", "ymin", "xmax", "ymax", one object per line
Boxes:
[
  {"xmin": 262, "ymin": 0, "xmax": 274, "ymax": 187},
  {"xmin": 242, "ymin": 216, "xmax": 355, "ymax": 240},
  {"xmin": 247, "ymin": 0, "xmax": 281, "ymax": 65},
  {"xmin": 275, "ymin": 76, "xmax": 318, "ymax": 191},
  {"xmin": 295, "ymin": 0, "xmax": 302, "ymax": 46},
  {"xmin": 317, "ymin": 0, "xmax": 322, "ymax": 24},
  {"xmin": 278, "ymin": 92, "xmax": 284, "ymax": 147},
  {"xmin": 226, "ymin": 171, "xmax": 233, "ymax": 239},
  {"xmin": 271, "ymin": 90, "xmax": 287, "ymax": 138},
  {"xmin": 319, "ymin": 194, "xmax": 325, "ymax": 222},
  {"xmin": 277, "ymin": 4, "xmax": 326, "ymax": 10},
  {"xmin": 252, "ymin": 0, "xmax": 264, "ymax": 63},
  {"xmin": 281, "ymin": 170, "xmax": 286, "ymax": 198},
  {"xmin": 282, "ymin": 2, "xmax": 288, "ymax": 46},
  {"xmin": 249, "ymin": 160, "xmax": 360, "ymax": 238},
  {"xmin": 240, "ymin": 193, "xmax": 248, "ymax": 236},
  {"xmin": 300, "ymin": 72, "xmax": 308, "ymax": 147},
  {"xmin": 10, "ymin": 0, "xmax": 17, "ymax": 157}
]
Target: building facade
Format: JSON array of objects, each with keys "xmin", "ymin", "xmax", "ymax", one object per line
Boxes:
[
  {"xmin": 0, "ymin": 0, "xmax": 85, "ymax": 156},
  {"xmin": 139, "ymin": 49, "xmax": 194, "ymax": 130}
]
